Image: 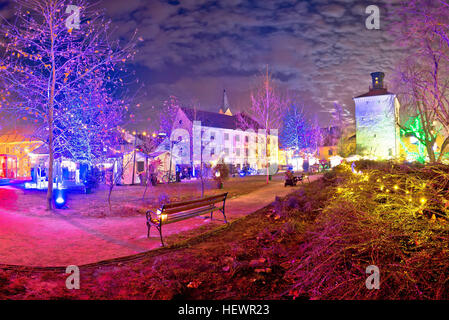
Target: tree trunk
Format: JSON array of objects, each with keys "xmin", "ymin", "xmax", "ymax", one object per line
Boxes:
[
  {"xmin": 426, "ymin": 143, "xmax": 436, "ymax": 163},
  {"xmin": 265, "ymin": 132, "xmax": 269, "ymax": 184},
  {"xmin": 46, "ymin": 11, "xmax": 56, "ymax": 211},
  {"xmin": 108, "ymin": 184, "xmax": 113, "ymax": 214}
]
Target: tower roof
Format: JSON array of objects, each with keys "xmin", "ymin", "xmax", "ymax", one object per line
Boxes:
[
  {"xmin": 219, "ymin": 89, "xmax": 232, "ymax": 115},
  {"xmin": 354, "ymin": 72, "xmax": 394, "ymax": 98}
]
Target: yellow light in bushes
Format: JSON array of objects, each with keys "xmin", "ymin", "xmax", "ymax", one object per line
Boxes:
[
  {"xmin": 420, "ymin": 197, "xmax": 427, "ymax": 204},
  {"xmin": 394, "ymin": 185, "xmax": 399, "ymax": 190}
]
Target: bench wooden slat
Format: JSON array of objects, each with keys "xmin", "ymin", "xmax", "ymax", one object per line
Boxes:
[
  {"xmin": 162, "ymin": 193, "xmax": 227, "ymax": 210},
  {"xmin": 166, "ymin": 206, "xmax": 222, "ymax": 223},
  {"xmin": 163, "ymin": 198, "xmax": 225, "ymax": 215}
]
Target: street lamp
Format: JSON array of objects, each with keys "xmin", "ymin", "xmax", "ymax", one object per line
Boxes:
[{"xmin": 168, "ymin": 137, "xmax": 182, "ymax": 183}]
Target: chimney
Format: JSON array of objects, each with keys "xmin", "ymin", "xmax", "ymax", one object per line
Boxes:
[{"xmin": 371, "ymin": 72, "xmax": 385, "ymax": 89}]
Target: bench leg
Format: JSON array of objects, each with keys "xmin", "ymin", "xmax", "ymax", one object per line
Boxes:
[
  {"xmin": 157, "ymin": 226, "xmax": 165, "ymax": 247},
  {"xmin": 147, "ymin": 223, "xmax": 151, "ymax": 238},
  {"xmin": 220, "ymin": 208, "xmax": 228, "ymax": 224},
  {"xmin": 210, "ymin": 211, "xmax": 213, "ymax": 220}
]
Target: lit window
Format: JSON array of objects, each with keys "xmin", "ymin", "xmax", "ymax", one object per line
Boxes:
[{"xmin": 224, "ymin": 133, "xmax": 229, "ymax": 140}]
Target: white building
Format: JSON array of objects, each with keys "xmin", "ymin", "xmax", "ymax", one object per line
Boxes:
[
  {"xmin": 353, "ymin": 72, "xmax": 401, "ymax": 159},
  {"xmin": 169, "ymin": 91, "xmax": 279, "ymax": 173}
]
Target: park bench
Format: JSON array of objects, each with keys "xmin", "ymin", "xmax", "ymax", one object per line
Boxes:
[
  {"xmin": 146, "ymin": 192, "xmax": 229, "ymax": 246},
  {"xmin": 284, "ymin": 173, "xmax": 310, "ymax": 187}
]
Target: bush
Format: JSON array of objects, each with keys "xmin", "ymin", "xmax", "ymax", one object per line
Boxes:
[{"xmin": 283, "ymin": 162, "xmax": 449, "ymax": 299}]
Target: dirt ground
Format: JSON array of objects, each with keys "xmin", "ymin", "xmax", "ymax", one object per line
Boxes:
[{"xmin": 0, "ymin": 176, "xmax": 327, "ymax": 299}]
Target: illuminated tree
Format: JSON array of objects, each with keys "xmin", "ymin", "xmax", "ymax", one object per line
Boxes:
[
  {"xmin": 279, "ymin": 104, "xmax": 316, "ymax": 151},
  {"xmin": 238, "ymin": 67, "xmax": 288, "ymax": 183},
  {"xmin": 400, "ymin": 115, "xmax": 430, "ymax": 163},
  {"xmin": 0, "ymin": 0, "xmax": 136, "ymax": 209},
  {"xmin": 393, "ymin": 0, "xmax": 449, "ymax": 163}
]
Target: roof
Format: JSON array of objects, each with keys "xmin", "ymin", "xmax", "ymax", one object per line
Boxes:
[
  {"xmin": 0, "ymin": 131, "xmax": 41, "ymax": 144},
  {"xmin": 180, "ymin": 107, "xmax": 259, "ymax": 130},
  {"xmin": 149, "ymin": 151, "xmax": 169, "ymax": 158},
  {"xmin": 354, "ymin": 88, "xmax": 394, "ymax": 98},
  {"xmin": 30, "ymin": 144, "xmax": 49, "ymax": 155}
]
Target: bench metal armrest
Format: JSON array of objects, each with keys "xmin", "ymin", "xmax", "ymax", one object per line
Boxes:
[{"xmin": 146, "ymin": 209, "xmax": 157, "ymax": 222}]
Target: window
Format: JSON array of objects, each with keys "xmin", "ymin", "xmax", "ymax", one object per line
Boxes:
[
  {"xmin": 210, "ymin": 148, "xmax": 215, "ymax": 156},
  {"xmin": 224, "ymin": 148, "xmax": 229, "ymax": 155},
  {"xmin": 245, "ymin": 148, "xmax": 249, "ymax": 157},
  {"xmin": 224, "ymin": 133, "xmax": 229, "ymax": 141},
  {"xmin": 210, "ymin": 132, "xmax": 215, "ymax": 140},
  {"xmin": 245, "ymin": 136, "xmax": 249, "ymax": 143},
  {"xmin": 328, "ymin": 149, "xmax": 333, "ymax": 156},
  {"xmin": 179, "ymin": 148, "xmax": 183, "ymax": 156},
  {"xmin": 235, "ymin": 135, "xmax": 240, "ymax": 142},
  {"xmin": 235, "ymin": 148, "xmax": 240, "ymax": 156},
  {"xmin": 137, "ymin": 161, "xmax": 144, "ymax": 172}
]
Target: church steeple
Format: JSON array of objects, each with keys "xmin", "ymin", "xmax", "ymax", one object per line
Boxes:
[{"xmin": 219, "ymin": 89, "xmax": 232, "ymax": 116}]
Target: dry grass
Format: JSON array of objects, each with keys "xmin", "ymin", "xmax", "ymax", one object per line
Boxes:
[{"xmin": 283, "ymin": 161, "xmax": 449, "ymax": 299}]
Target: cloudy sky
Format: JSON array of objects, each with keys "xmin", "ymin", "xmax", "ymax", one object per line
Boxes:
[{"xmin": 1, "ymin": 0, "xmax": 407, "ymax": 131}]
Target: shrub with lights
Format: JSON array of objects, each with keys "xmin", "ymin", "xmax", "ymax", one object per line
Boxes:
[
  {"xmin": 287, "ymin": 160, "xmax": 449, "ymax": 299},
  {"xmin": 213, "ymin": 162, "xmax": 229, "ymax": 189}
]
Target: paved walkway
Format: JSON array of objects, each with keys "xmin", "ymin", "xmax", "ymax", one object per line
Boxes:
[{"xmin": 0, "ymin": 177, "xmax": 319, "ymax": 267}]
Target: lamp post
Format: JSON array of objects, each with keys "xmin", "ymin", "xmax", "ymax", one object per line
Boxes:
[
  {"xmin": 168, "ymin": 138, "xmax": 181, "ymax": 183},
  {"xmin": 131, "ymin": 131, "xmax": 138, "ymax": 185},
  {"xmin": 199, "ymin": 128, "xmax": 212, "ymax": 197}
]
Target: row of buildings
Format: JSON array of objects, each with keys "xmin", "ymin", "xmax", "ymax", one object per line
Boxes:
[{"xmin": 0, "ymin": 89, "xmax": 341, "ymax": 186}]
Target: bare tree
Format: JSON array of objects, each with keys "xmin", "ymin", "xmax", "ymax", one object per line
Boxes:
[
  {"xmin": 238, "ymin": 66, "xmax": 288, "ymax": 183},
  {"xmin": 392, "ymin": 0, "xmax": 449, "ymax": 162},
  {"xmin": 0, "ymin": 0, "xmax": 136, "ymax": 209}
]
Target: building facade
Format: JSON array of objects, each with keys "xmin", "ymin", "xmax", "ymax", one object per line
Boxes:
[
  {"xmin": 353, "ymin": 72, "xmax": 401, "ymax": 159},
  {"xmin": 170, "ymin": 103, "xmax": 279, "ymax": 174}
]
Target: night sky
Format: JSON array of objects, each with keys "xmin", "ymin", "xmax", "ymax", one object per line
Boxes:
[{"xmin": 0, "ymin": 0, "xmax": 407, "ymax": 131}]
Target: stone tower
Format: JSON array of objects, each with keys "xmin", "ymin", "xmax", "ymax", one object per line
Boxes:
[{"xmin": 353, "ymin": 72, "xmax": 400, "ymax": 158}]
